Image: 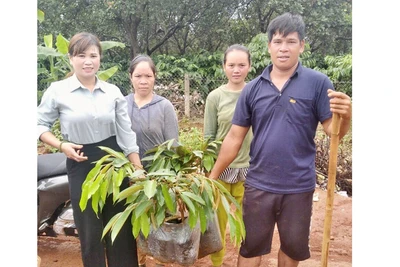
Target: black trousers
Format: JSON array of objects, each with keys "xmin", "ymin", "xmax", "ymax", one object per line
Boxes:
[{"xmin": 66, "ymin": 136, "xmax": 138, "ymax": 267}]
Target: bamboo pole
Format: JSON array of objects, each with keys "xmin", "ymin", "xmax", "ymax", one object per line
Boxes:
[
  {"xmin": 184, "ymin": 73, "xmax": 190, "ymax": 118},
  {"xmin": 321, "ymin": 113, "xmax": 341, "ymax": 267}
]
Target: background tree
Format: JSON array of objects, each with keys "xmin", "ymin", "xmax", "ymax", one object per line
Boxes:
[
  {"xmin": 38, "ymin": 0, "xmax": 352, "ymax": 60},
  {"xmin": 37, "ymin": 0, "xmax": 352, "ymax": 98}
]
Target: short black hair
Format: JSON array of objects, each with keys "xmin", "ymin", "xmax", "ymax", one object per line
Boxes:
[{"xmin": 267, "ymin": 13, "xmax": 305, "ymax": 42}]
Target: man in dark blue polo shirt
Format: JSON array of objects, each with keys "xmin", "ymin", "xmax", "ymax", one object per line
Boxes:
[{"xmin": 208, "ymin": 12, "xmax": 352, "ymax": 267}]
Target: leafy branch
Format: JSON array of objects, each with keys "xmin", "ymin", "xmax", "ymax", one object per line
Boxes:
[{"xmin": 79, "ymin": 138, "xmax": 245, "ymax": 246}]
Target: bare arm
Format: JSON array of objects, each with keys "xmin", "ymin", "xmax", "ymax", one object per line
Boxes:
[
  {"xmin": 128, "ymin": 152, "xmax": 143, "ymax": 169},
  {"xmin": 322, "ymin": 89, "xmax": 352, "ymax": 140},
  {"xmin": 209, "ymin": 124, "xmax": 250, "ymax": 180}
]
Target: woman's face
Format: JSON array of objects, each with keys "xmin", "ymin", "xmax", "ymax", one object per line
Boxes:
[
  {"xmin": 223, "ymin": 50, "xmax": 251, "ymax": 85},
  {"xmin": 130, "ymin": 61, "xmax": 155, "ymax": 97},
  {"xmin": 69, "ymin": 45, "xmax": 100, "ymax": 81}
]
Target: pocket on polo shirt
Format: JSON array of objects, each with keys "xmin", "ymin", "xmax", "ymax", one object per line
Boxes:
[{"xmin": 286, "ymin": 96, "xmax": 313, "ymax": 125}]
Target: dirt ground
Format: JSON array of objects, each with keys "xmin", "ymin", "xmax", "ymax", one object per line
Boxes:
[{"xmin": 37, "ymin": 187, "xmax": 352, "ymax": 267}]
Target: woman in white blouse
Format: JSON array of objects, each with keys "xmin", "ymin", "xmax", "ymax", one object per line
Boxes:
[{"xmin": 37, "ymin": 32, "xmax": 141, "ymax": 267}]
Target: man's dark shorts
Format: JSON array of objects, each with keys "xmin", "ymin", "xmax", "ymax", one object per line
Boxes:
[{"xmin": 239, "ymin": 185, "xmax": 314, "ymax": 261}]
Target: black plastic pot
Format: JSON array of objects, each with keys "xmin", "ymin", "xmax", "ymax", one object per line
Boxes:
[
  {"xmin": 137, "ymin": 215, "xmax": 223, "ymax": 265},
  {"xmin": 138, "ymin": 218, "xmax": 200, "ymax": 265}
]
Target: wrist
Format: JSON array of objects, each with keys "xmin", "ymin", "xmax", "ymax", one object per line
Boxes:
[
  {"xmin": 208, "ymin": 173, "xmax": 218, "ymax": 180},
  {"xmin": 59, "ymin": 140, "xmax": 67, "ymax": 152},
  {"xmin": 133, "ymin": 163, "xmax": 144, "ymax": 169}
]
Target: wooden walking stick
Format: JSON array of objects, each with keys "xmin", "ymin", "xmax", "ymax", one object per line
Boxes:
[{"xmin": 321, "ymin": 113, "xmax": 341, "ymax": 267}]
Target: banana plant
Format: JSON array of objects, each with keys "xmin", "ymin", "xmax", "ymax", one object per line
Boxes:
[{"xmin": 37, "ymin": 33, "xmax": 125, "ymax": 102}]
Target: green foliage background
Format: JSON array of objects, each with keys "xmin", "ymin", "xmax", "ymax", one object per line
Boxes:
[{"xmin": 37, "ymin": 0, "xmax": 352, "ymax": 97}]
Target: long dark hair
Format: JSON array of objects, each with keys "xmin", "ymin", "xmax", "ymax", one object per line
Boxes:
[
  {"xmin": 68, "ymin": 32, "xmax": 102, "ymax": 57},
  {"xmin": 129, "ymin": 54, "xmax": 156, "ymax": 77},
  {"xmin": 223, "ymin": 44, "xmax": 251, "ymax": 65}
]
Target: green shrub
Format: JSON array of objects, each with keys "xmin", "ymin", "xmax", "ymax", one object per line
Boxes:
[{"xmin": 178, "ymin": 126, "xmax": 204, "ymax": 151}]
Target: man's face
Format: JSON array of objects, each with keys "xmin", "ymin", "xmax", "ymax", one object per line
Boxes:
[{"xmin": 268, "ymin": 31, "xmax": 305, "ymax": 71}]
